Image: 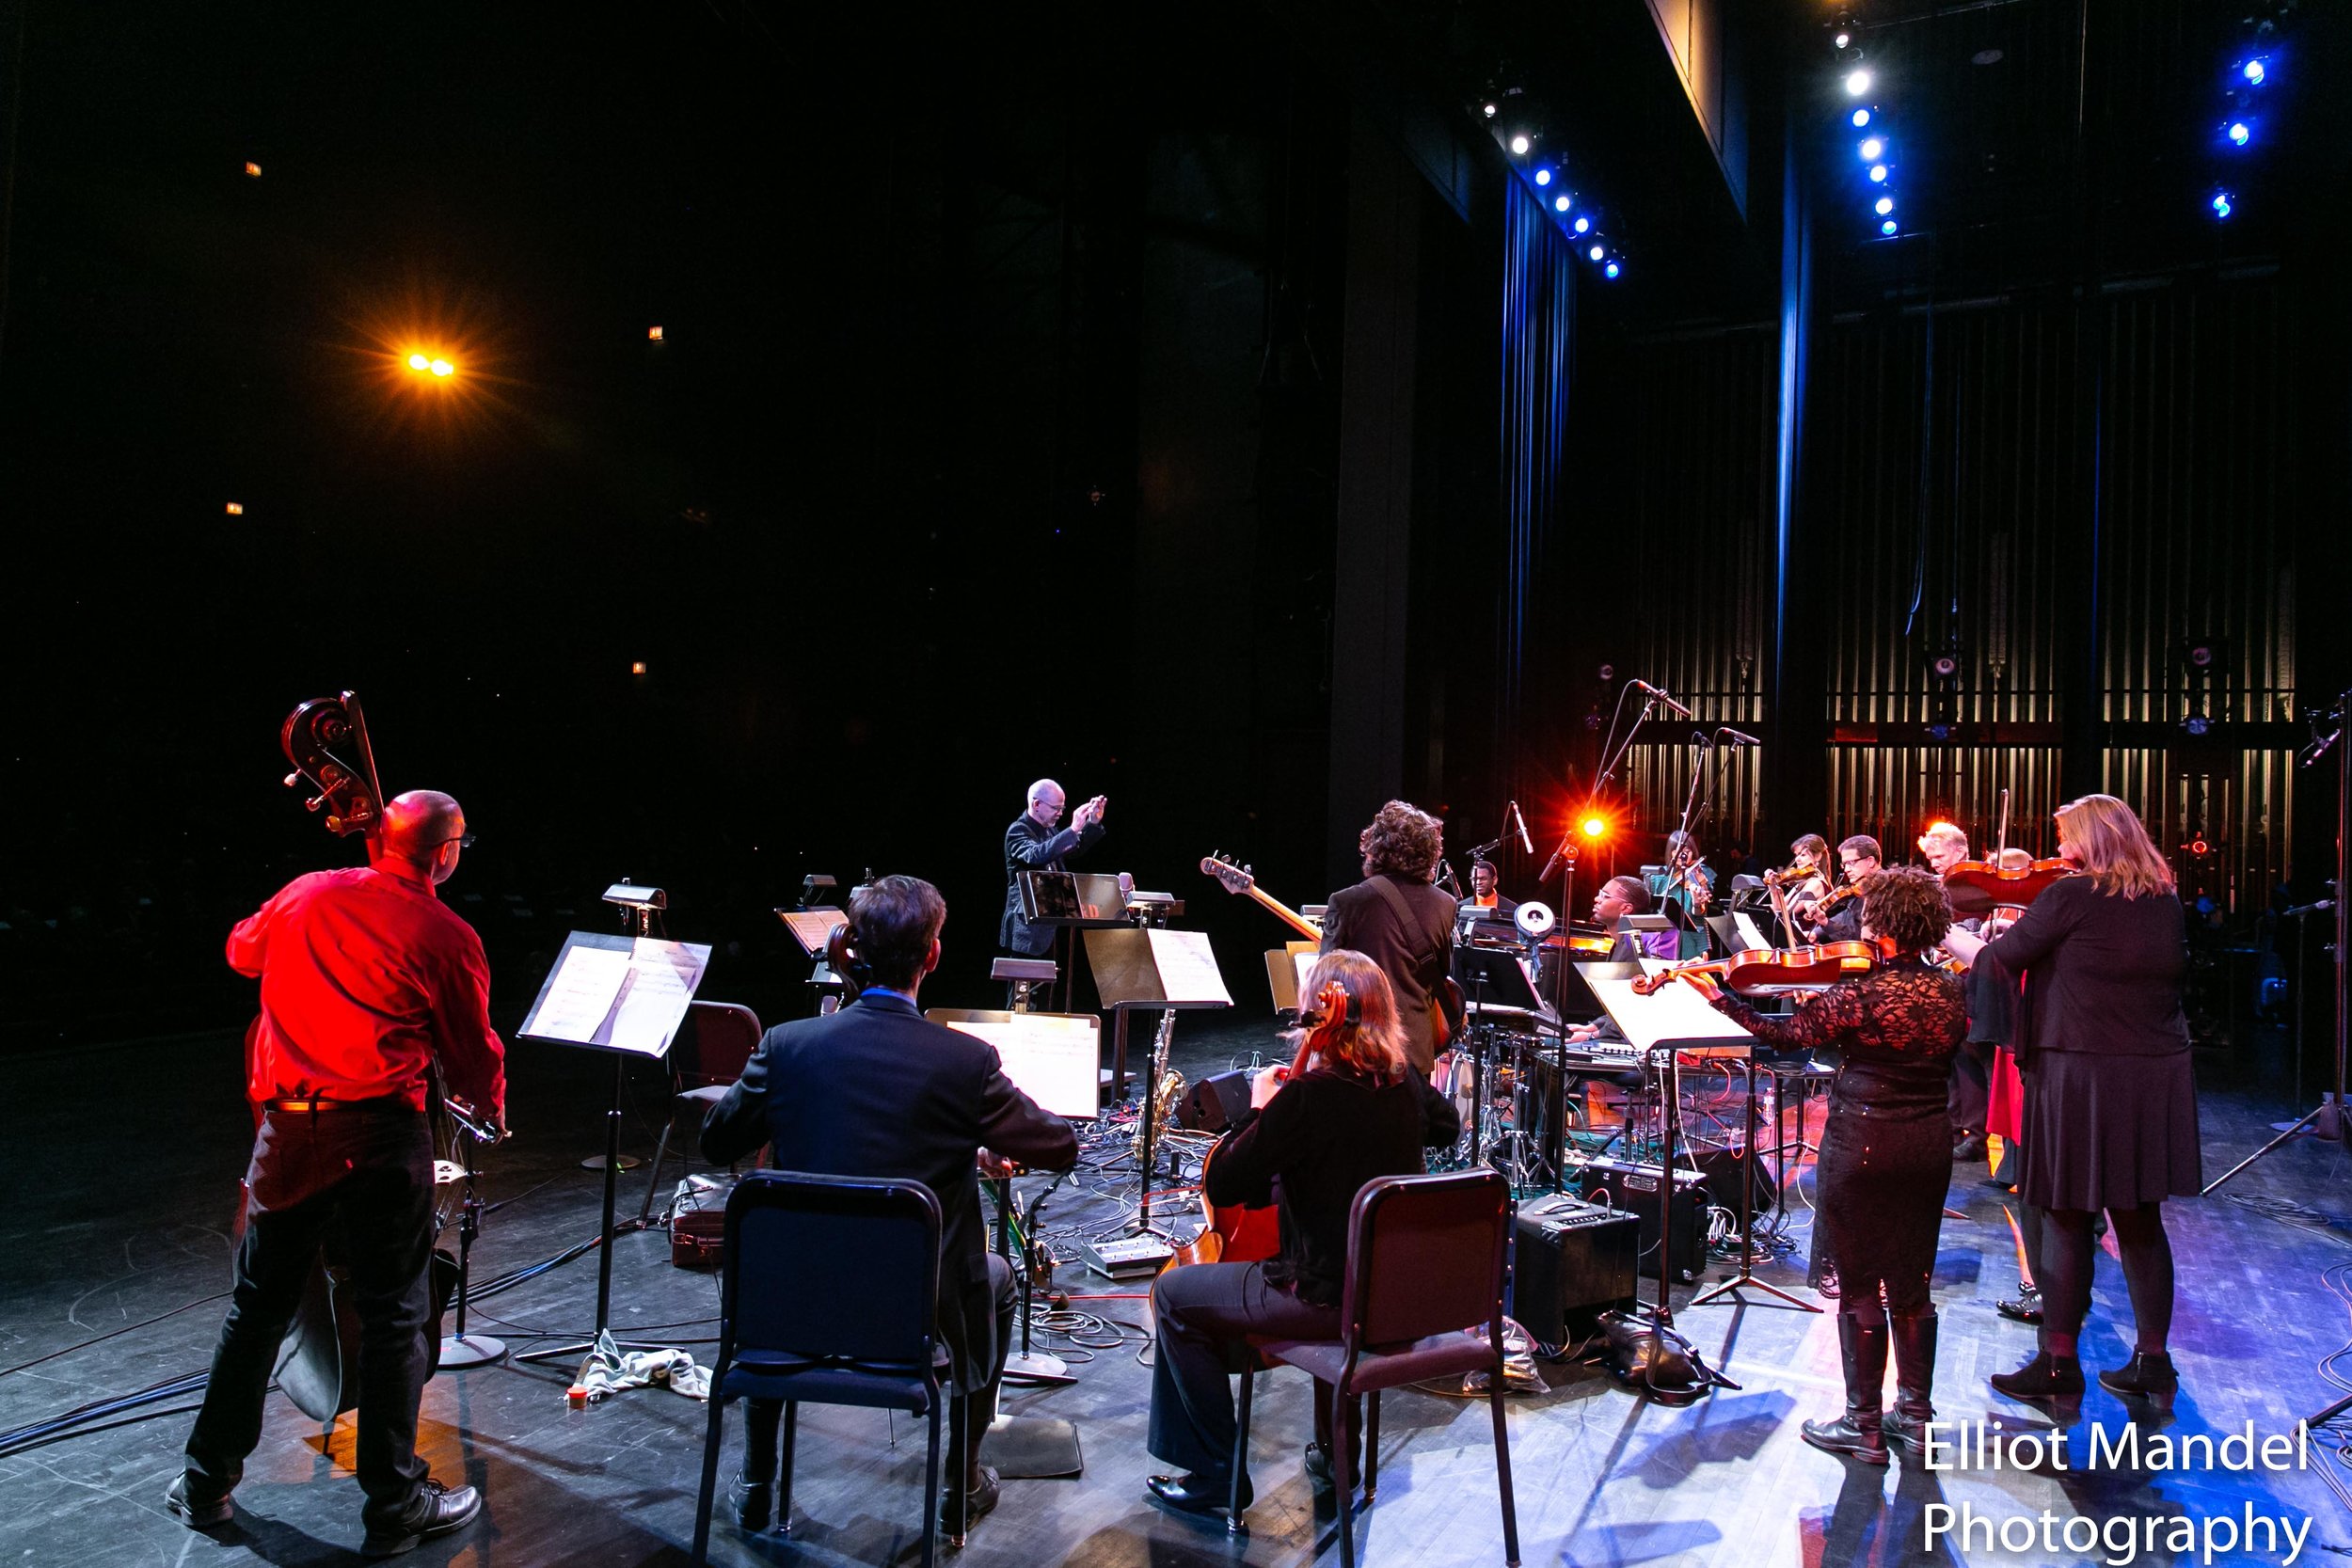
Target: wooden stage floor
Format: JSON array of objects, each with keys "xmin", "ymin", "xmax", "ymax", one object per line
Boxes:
[{"xmin": 3, "ymin": 1020, "xmax": 2346, "ymax": 1567}]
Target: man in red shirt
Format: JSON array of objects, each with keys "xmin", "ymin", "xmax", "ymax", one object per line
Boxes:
[{"xmin": 169, "ymin": 790, "xmax": 505, "ymax": 1559}]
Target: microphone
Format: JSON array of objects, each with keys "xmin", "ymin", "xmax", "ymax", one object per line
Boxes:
[
  {"xmin": 2286, "ymin": 898, "xmax": 2336, "ymax": 918},
  {"xmin": 1718, "ymin": 727, "xmax": 1763, "ymax": 747},
  {"xmin": 1632, "ymin": 679, "xmax": 1694, "ymax": 719},
  {"xmin": 1510, "ymin": 800, "xmax": 1534, "ymax": 854}
]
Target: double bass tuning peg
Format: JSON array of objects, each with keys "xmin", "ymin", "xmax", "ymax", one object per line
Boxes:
[{"xmin": 283, "ymin": 771, "xmax": 302, "ymax": 789}]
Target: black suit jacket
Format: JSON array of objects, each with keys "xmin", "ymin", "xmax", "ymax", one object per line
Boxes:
[
  {"xmin": 701, "ymin": 992, "xmax": 1079, "ymax": 1391},
  {"xmin": 999, "ymin": 815, "xmax": 1106, "ymax": 955},
  {"xmin": 1319, "ymin": 874, "xmax": 1458, "ymax": 1073}
]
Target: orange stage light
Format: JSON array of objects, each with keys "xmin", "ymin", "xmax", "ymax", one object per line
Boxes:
[
  {"xmin": 406, "ymin": 353, "xmax": 431, "ymax": 371},
  {"xmin": 630, "ymin": 661, "xmax": 647, "ymax": 675},
  {"xmin": 647, "ymin": 325, "xmax": 664, "ymax": 341},
  {"xmin": 428, "ymin": 358, "xmax": 454, "ymax": 377},
  {"xmin": 1580, "ymin": 816, "xmax": 1608, "ymax": 839},
  {"xmin": 244, "ymin": 161, "xmax": 262, "ymax": 177},
  {"xmin": 224, "ymin": 501, "xmax": 244, "ymax": 515}
]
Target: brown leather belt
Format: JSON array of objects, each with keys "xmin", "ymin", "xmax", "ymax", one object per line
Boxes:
[{"xmin": 263, "ymin": 1096, "xmax": 411, "ymax": 1114}]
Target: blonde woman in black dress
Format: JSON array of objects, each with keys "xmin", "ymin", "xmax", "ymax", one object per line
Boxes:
[{"xmin": 1943, "ymin": 794, "xmax": 2200, "ymax": 1402}]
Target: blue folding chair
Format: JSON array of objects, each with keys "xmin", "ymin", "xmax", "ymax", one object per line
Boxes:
[{"xmin": 691, "ymin": 1170, "xmax": 948, "ymax": 1567}]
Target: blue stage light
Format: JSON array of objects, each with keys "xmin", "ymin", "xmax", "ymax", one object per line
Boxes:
[
  {"xmin": 2212, "ymin": 189, "xmax": 2233, "ymax": 218},
  {"xmin": 1851, "ymin": 108, "xmax": 1872, "ymax": 128},
  {"xmin": 2228, "ymin": 120, "xmax": 2250, "ymax": 147},
  {"xmin": 2241, "ymin": 57, "xmax": 2266, "ymax": 87},
  {"xmin": 1881, "ymin": 219, "xmax": 1899, "ymax": 235},
  {"xmin": 1588, "ymin": 244, "xmax": 1605, "ymax": 261},
  {"xmin": 1868, "ymin": 164, "xmax": 1888, "ymax": 182},
  {"xmin": 1875, "ymin": 195, "xmax": 1894, "ymax": 215},
  {"xmin": 1534, "ymin": 167, "xmax": 1551, "ymax": 186},
  {"xmin": 1604, "ymin": 261, "xmax": 1621, "ymax": 278},
  {"xmin": 1859, "ymin": 136, "xmax": 1884, "ymax": 161},
  {"xmin": 1572, "ymin": 216, "xmax": 1590, "ymax": 234},
  {"xmin": 1554, "ymin": 195, "xmax": 1570, "ymax": 213}
]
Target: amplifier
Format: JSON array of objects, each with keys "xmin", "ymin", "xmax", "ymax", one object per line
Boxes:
[
  {"xmin": 1570, "ymin": 1157, "xmax": 1710, "ymax": 1284},
  {"xmin": 1511, "ymin": 1194, "xmax": 1640, "ymax": 1343},
  {"xmin": 1081, "ymin": 1234, "xmax": 1176, "ymax": 1279}
]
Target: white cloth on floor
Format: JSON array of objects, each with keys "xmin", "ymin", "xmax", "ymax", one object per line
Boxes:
[{"xmin": 577, "ymin": 1328, "xmax": 710, "ymax": 1402}]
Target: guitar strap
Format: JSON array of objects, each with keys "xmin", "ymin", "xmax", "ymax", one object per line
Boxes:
[{"xmin": 1368, "ymin": 875, "xmax": 1452, "ymax": 981}]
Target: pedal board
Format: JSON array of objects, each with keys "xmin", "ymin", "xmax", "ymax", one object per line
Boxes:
[{"xmin": 1080, "ymin": 1234, "xmax": 1175, "ymax": 1278}]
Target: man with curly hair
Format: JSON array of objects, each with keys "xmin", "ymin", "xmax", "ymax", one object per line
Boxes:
[{"xmin": 1317, "ymin": 800, "xmax": 1460, "ymax": 1073}]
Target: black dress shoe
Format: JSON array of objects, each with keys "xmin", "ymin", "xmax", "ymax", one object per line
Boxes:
[
  {"xmin": 2098, "ymin": 1351, "xmax": 2179, "ymax": 1398},
  {"xmin": 164, "ymin": 1473, "xmax": 233, "ymax": 1529},
  {"xmin": 730, "ymin": 1471, "xmax": 773, "ymax": 1531},
  {"xmin": 1951, "ymin": 1133, "xmax": 1988, "ymax": 1162},
  {"xmin": 361, "ymin": 1481, "xmax": 482, "ymax": 1559},
  {"xmin": 1145, "ymin": 1472, "xmax": 1251, "ymax": 1519},
  {"xmin": 1995, "ymin": 1291, "xmax": 2043, "ymax": 1325},
  {"xmin": 942, "ymin": 1465, "xmax": 1000, "ymax": 1539},
  {"xmin": 1989, "ymin": 1352, "xmax": 2084, "ymax": 1402},
  {"xmin": 1302, "ymin": 1442, "xmax": 1361, "ymax": 1517}
]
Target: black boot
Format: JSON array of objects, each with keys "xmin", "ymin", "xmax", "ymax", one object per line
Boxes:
[
  {"xmin": 1882, "ymin": 1311, "xmax": 1937, "ymax": 1455},
  {"xmin": 1801, "ymin": 1314, "xmax": 1889, "ymax": 1465},
  {"xmin": 2097, "ymin": 1351, "xmax": 2178, "ymax": 1398},
  {"xmin": 1989, "ymin": 1349, "xmax": 2084, "ymax": 1402}
]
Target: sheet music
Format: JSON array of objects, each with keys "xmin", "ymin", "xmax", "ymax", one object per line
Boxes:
[
  {"xmin": 1146, "ymin": 927, "xmax": 1232, "ymax": 1006},
  {"xmin": 1585, "ymin": 973, "xmax": 1753, "ymax": 1052},
  {"xmin": 1734, "ymin": 913, "xmax": 1771, "ymax": 952},
  {"xmin": 528, "ymin": 945, "xmax": 631, "ymax": 1043},
  {"xmin": 603, "ymin": 937, "xmax": 707, "ymax": 1057},
  {"xmin": 776, "ymin": 908, "xmax": 846, "ymax": 956},
  {"xmin": 1292, "ymin": 949, "xmax": 1321, "ymax": 1000},
  {"xmin": 943, "ymin": 1015, "xmax": 1100, "ymax": 1118}
]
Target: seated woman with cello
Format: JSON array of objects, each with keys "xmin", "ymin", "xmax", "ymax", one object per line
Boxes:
[
  {"xmin": 1144, "ymin": 951, "xmax": 1459, "ymax": 1524},
  {"xmin": 1663, "ymin": 867, "xmax": 1966, "ymax": 1465}
]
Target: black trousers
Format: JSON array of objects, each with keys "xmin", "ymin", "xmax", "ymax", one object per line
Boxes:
[
  {"xmin": 1148, "ymin": 1261, "xmax": 1349, "ymax": 1483},
  {"xmin": 184, "ymin": 1107, "xmax": 436, "ymax": 1526},
  {"xmin": 740, "ymin": 1254, "xmax": 1016, "ymax": 1499},
  {"xmin": 1948, "ymin": 1041, "xmax": 1992, "ymax": 1136}
]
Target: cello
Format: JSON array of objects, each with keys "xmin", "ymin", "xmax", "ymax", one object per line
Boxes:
[{"xmin": 243, "ymin": 692, "xmax": 469, "ymax": 1421}]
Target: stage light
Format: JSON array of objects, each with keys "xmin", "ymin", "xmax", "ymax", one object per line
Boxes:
[
  {"xmin": 2241, "ymin": 57, "xmax": 2266, "ymax": 87},
  {"xmin": 1581, "ymin": 815, "xmax": 1608, "ymax": 839},
  {"xmin": 1845, "ymin": 69, "xmax": 1872, "ymax": 97},
  {"xmin": 1483, "ymin": 102, "xmax": 1498, "ymax": 118},
  {"xmin": 1881, "ymin": 218, "xmax": 1899, "ymax": 235},
  {"xmin": 1869, "ymin": 164, "xmax": 1889, "ymax": 182},
  {"xmin": 1572, "ymin": 216, "xmax": 1590, "ymax": 233},
  {"xmin": 1859, "ymin": 136, "xmax": 1884, "ymax": 161},
  {"xmin": 244, "ymin": 161, "xmax": 262, "ymax": 178},
  {"xmin": 647, "ymin": 325, "xmax": 665, "ymax": 341},
  {"xmin": 407, "ymin": 352, "xmax": 431, "ymax": 371},
  {"xmin": 428, "ymin": 357, "xmax": 454, "ymax": 377},
  {"xmin": 1604, "ymin": 261, "xmax": 1620, "ymax": 278},
  {"xmin": 1534, "ymin": 167, "xmax": 1551, "ymax": 186},
  {"xmin": 2182, "ymin": 716, "xmax": 2213, "ymax": 737},
  {"xmin": 1510, "ymin": 134, "xmax": 1531, "ymax": 155},
  {"xmin": 1834, "ymin": 30, "xmax": 1851, "ymax": 49},
  {"xmin": 1875, "ymin": 196, "xmax": 1895, "ymax": 214},
  {"xmin": 1851, "ymin": 108, "xmax": 1872, "ymax": 128},
  {"xmin": 2211, "ymin": 189, "xmax": 2233, "ymax": 218},
  {"xmin": 1554, "ymin": 194, "xmax": 1571, "ymax": 213},
  {"xmin": 631, "ymin": 661, "xmax": 648, "ymax": 675},
  {"xmin": 1588, "ymin": 244, "xmax": 1604, "ymax": 261},
  {"xmin": 2227, "ymin": 120, "xmax": 2250, "ymax": 147},
  {"xmin": 224, "ymin": 501, "xmax": 244, "ymax": 515}
]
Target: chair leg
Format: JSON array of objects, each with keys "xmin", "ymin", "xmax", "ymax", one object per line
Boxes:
[
  {"xmin": 1228, "ymin": 1363, "xmax": 1255, "ymax": 1534},
  {"xmin": 1332, "ymin": 1384, "xmax": 1357, "ymax": 1568},
  {"xmin": 779, "ymin": 1401, "xmax": 798, "ymax": 1535},
  {"xmin": 691, "ymin": 1391, "xmax": 726, "ymax": 1567},
  {"xmin": 923, "ymin": 1398, "xmax": 944, "ymax": 1566},
  {"xmin": 636, "ymin": 1117, "xmax": 676, "ymax": 1225},
  {"xmin": 1487, "ymin": 1375, "xmax": 1521, "ymax": 1568},
  {"xmin": 1364, "ymin": 1391, "xmax": 1381, "ymax": 1501}
]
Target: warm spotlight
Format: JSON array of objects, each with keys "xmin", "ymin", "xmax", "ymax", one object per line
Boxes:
[
  {"xmin": 648, "ymin": 325, "xmax": 665, "ymax": 341},
  {"xmin": 225, "ymin": 501, "xmax": 244, "ymax": 515},
  {"xmin": 631, "ymin": 661, "xmax": 648, "ymax": 675},
  {"xmin": 1580, "ymin": 815, "xmax": 1608, "ymax": 840},
  {"xmin": 429, "ymin": 358, "xmax": 454, "ymax": 377},
  {"xmin": 407, "ymin": 353, "xmax": 431, "ymax": 371},
  {"xmin": 244, "ymin": 161, "xmax": 262, "ymax": 178}
]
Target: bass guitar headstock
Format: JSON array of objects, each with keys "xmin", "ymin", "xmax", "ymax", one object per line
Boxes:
[
  {"xmin": 280, "ymin": 691, "xmax": 386, "ymax": 838},
  {"xmin": 1200, "ymin": 852, "xmax": 1257, "ymax": 897}
]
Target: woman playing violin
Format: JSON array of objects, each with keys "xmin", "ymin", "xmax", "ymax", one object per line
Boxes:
[
  {"xmin": 1144, "ymin": 951, "xmax": 1458, "ymax": 1524},
  {"xmin": 1669, "ymin": 867, "xmax": 1965, "ymax": 1465}
]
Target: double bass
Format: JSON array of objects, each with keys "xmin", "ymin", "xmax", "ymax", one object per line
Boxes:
[{"xmin": 246, "ymin": 692, "xmax": 469, "ymax": 1421}]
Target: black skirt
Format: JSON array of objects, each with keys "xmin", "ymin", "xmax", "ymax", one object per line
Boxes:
[
  {"xmin": 2015, "ymin": 1049, "xmax": 2201, "ymax": 1212},
  {"xmin": 1808, "ymin": 1103, "xmax": 1952, "ymax": 1314}
]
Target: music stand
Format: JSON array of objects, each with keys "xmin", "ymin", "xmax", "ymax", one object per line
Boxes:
[
  {"xmin": 1082, "ymin": 926, "xmax": 1232, "ymax": 1237},
  {"xmin": 1019, "ymin": 870, "xmax": 1131, "ymax": 1016},
  {"xmin": 513, "ymin": 927, "xmax": 709, "ymax": 1370}
]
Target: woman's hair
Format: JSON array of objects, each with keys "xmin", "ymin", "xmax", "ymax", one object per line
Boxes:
[
  {"xmin": 1286, "ymin": 949, "xmax": 1408, "ymax": 1083},
  {"xmin": 2055, "ymin": 794, "xmax": 2176, "ymax": 898},
  {"xmin": 1359, "ymin": 800, "xmax": 1443, "ymax": 880},
  {"xmin": 1790, "ymin": 833, "xmax": 1830, "ymax": 871},
  {"xmin": 1859, "ymin": 865, "xmax": 1953, "ymax": 955}
]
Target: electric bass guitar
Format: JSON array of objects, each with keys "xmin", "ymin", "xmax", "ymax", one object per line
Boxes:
[{"xmin": 1200, "ymin": 854, "xmax": 1323, "ymax": 941}]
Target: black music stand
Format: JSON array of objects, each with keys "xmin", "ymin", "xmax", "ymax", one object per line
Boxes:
[
  {"xmin": 1688, "ymin": 1050, "xmax": 1820, "ymax": 1314},
  {"xmin": 512, "ymin": 927, "xmax": 709, "ymax": 1372},
  {"xmin": 1019, "ymin": 870, "xmax": 1131, "ymax": 1019},
  {"xmin": 1083, "ymin": 926, "xmax": 1232, "ymax": 1236}
]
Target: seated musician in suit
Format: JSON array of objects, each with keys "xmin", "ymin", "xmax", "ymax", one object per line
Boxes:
[
  {"xmin": 1144, "ymin": 951, "xmax": 1460, "ymax": 1523},
  {"xmin": 703, "ymin": 875, "xmax": 1079, "ymax": 1540}
]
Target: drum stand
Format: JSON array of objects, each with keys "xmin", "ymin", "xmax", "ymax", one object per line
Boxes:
[{"xmin": 1689, "ymin": 1056, "xmax": 1818, "ymax": 1313}]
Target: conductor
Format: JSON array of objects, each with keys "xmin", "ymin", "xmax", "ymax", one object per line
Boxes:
[{"xmin": 1000, "ymin": 778, "xmax": 1107, "ymax": 957}]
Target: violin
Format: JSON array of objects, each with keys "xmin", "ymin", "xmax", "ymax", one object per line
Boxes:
[
  {"xmin": 1942, "ymin": 856, "xmax": 2075, "ymax": 908},
  {"xmin": 1629, "ymin": 941, "xmax": 1881, "ymax": 996}
]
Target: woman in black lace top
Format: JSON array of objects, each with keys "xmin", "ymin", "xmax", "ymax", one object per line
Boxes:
[{"xmin": 1676, "ymin": 866, "xmax": 1965, "ymax": 1465}]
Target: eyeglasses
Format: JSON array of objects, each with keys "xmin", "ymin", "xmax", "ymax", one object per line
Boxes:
[{"xmin": 440, "ymin": 832, "xmax": 478, "ymax": 849}]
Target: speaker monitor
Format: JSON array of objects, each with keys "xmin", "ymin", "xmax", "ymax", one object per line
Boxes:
[
  {"xmin": 1572, "ymin": 1157, "xmax": 1710, "ymax": 1284},
  {"xmin": 1512, "ymin": 1194, "xmax": 1641, "ymax": 1342}
]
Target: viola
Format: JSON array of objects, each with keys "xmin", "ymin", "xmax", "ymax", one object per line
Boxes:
[
  {"xmin": 1942, "ymin": 857, "xmax": 2075, "ymax": 908},
  {"xmin": 1629, "ymin": 941, "xmax": 1881, "ymax": 996}
]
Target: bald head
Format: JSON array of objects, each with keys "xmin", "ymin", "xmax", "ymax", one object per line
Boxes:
[
  {"xmin": 380, "ymin": 790, "xmax": 469, "ymax": 884},
  {"xmin": 1026, "ymin": 779, "xmax": 1066, "ymax": 830}
]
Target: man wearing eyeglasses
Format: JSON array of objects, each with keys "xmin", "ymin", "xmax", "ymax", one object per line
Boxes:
[{"xmin": 169, "ymin": 790, "xmax": 505, "ymax": 1558}]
